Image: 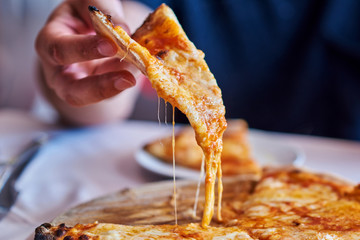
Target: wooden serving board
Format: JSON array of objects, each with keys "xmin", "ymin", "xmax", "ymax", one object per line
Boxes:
[{"xmin": 52, "ymin": 175, "xmax": 258, "ymax": 227}]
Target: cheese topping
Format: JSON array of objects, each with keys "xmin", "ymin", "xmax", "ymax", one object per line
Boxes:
[{"xmin": 172, "ymin": 106, "xmax": 178, "ymax": 225}]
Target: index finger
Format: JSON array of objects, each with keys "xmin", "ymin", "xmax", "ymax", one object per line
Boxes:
[
  {"xmin": 36, "ymin": 0, "xmax": 130, "ymax": 66},
  {"xmin": 36, "ymin": 23, "xmax": 117, "ymax": 65}
]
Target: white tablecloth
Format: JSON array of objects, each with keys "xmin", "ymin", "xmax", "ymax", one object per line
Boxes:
[{"xmin": 0, "ymin": 109, "xmax": 359, "ymax": 240}]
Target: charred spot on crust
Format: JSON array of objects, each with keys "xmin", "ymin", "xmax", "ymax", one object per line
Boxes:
[
  {"xmin": 88, "ymin": 6, "xmax": 99, "ymax": 12},
  {"xmin": 89, "ymin": 5, "xmax": 113, "ymax": 25},
  {"xmin": 249, "ymin": 180, "xmax": 257, "ymax": 194},
  {"xmin": 106, "ymin": 14, "xmax": 113, "ymax": 24},
  {"xmin": 34, "ymin": 225, "xmax": 54, "ymax": 240},
  {"xmin": 156, "ymin": 49, "xmax": 169, "ymax": 59},
  {"xmin": 35, "ymin": 225, "xmax": 50, "ymax": 235},
  {"xmin": 55, "ymin": 228, "xmax": 66, "ymax": 237},
  {"xmin": 40, "ymin": 223, "xmax": 52, "ymax": 229},
  {"xmin": 63, "ymin": 236, "xmax": 74, "ymax": 240},
  {"xmin": 292, "ymin": 221, "xmax": 301, "ymax": 226},
  {"xmin": 291, "ymin": 169, "xmax": 302, "ymax": 174},
  {"xmin": 34, "ymin": 223, "xmax": 71, "ymax": 240},
  {"xmin": 79, "ymin": 235, "xmax": 90, "ymax": 240}
]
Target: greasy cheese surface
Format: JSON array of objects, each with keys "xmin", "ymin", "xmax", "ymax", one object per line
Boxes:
[
  {"xmin": 36, "ymin": 168, "xmax": 360, "ymax": 240},
  {"xmin": 89, "ymin": 4, "xmax": 227, "ymax": 227},
  {"xmin": 223, "ymin": 168, "xmax": 360, "ymax": 239}
]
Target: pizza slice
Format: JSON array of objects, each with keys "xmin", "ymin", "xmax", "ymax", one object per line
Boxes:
[{"xmin": 89, "ymin": 4, "xmax": 227, "ymax": 227}]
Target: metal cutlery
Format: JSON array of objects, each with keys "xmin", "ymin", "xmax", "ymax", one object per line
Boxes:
[{"xmin": 0, "ymin": 133, "xmax": 48, "ymax": 221}]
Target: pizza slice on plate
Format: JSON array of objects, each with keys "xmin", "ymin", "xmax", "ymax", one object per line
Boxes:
[
  {"xmin": 145, "ymin": 119, "xmax": 261, "ymax": 177},
  {"xmin": 89, "ymin": 4, "xmax": 227, "ymax": 227}
]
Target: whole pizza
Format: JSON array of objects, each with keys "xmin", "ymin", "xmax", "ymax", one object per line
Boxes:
[{"xmin": 36, "ymin": 167, "xmax": 360, "ymax": 239}]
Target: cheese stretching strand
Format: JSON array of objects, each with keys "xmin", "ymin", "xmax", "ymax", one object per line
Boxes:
[
  {"xmin": 172, "ymin": 107, "xmax": 178, "ymax": 225},
  {"xmin": 193, "ymin": 155, "xmax": 205, "ymax": 218},
  {"xmin": 89, "ymin": 4, "xmax": 227, "ymax": 227}
]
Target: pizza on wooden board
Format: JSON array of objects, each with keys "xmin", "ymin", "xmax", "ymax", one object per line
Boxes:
[{"xmin": 35, "ymin": 168, "xmax": 360, "ymax": 239}]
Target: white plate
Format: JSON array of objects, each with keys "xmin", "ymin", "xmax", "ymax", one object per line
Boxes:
[{"xmin": 135, "ymin": 130, "xmax": 306, "ymax": 180}]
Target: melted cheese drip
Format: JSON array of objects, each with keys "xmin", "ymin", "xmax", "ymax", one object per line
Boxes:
[
  {"xmin": 164, "ymin": 102, "xmax": 168, "ymax": 125},
  {"xmin": 119, "ymin": 39, "xmax": 133, "ymax": 62},
  {"xmin": 157, "ymin": 96, "xmax": 161, "ymax": 126},
  {"xmin": 201, "ymin": 140, "xmax": 225, "ymax": 227},
  {"xmin": 172, "ymin": 106, "xmax": 178, "ymax": 225},
  {"xmin": 193, "ymin": 155, "xmax": 205, "ymax": 218},
  {"xmin": 217, "ymin": 162, "xmax": 223, "ymax": 221}
]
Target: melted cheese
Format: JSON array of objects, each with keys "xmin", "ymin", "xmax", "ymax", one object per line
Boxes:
[
  {"xmin": 193, "ymin": 155, "xmax": 205, "ymax": 218},
  {"xmin": 217, "ymin": 160, "xmax": 223, "ymax": 221},
  {"xmin": 225, "ymin": 169, "xmax": 360, "ymax": 238},
  {"xmin": 172, "ymin": 106, "xmax": 178, "ymax": 225},
  {"xmin": 157, "ymin": 96, "xmax": 161, "ymax": 125}
]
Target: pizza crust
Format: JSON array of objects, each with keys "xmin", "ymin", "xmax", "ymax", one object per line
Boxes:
[
  {"xmin": 35, "ymin": 222, "xmax": 254, "ymax": 240},
  {"xmin": 88, "ymin": 5, "xmax": 148, "ymax": 74}
]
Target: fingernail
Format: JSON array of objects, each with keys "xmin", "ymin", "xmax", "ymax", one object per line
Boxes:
[
  {"xmin": 114, "ymin": 78, "xmax": 135, "ymax": 90},
  {"xmin": 97, "ymin": 40, "xmax": 116, "ymax": 56}
]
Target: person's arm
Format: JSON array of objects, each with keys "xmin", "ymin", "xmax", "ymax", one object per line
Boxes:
[{"xmin": 35, "ymin": 0, "xmax": 151, "ymax": 126}]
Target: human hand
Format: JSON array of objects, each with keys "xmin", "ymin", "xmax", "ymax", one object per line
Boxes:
[{"xmin": 35, "ymin": 0, "xmax": 139, "ymax": 106}]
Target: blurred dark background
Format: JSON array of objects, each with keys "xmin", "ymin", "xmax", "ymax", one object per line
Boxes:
[{"xmin": 139, "ymin": 0, "xmax": 360, "ymax": 140}]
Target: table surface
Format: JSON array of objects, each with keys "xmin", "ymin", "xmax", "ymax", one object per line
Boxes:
[{"xmin": 0, "ymin": 109, "xmax": 359, "ymax": 240}]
